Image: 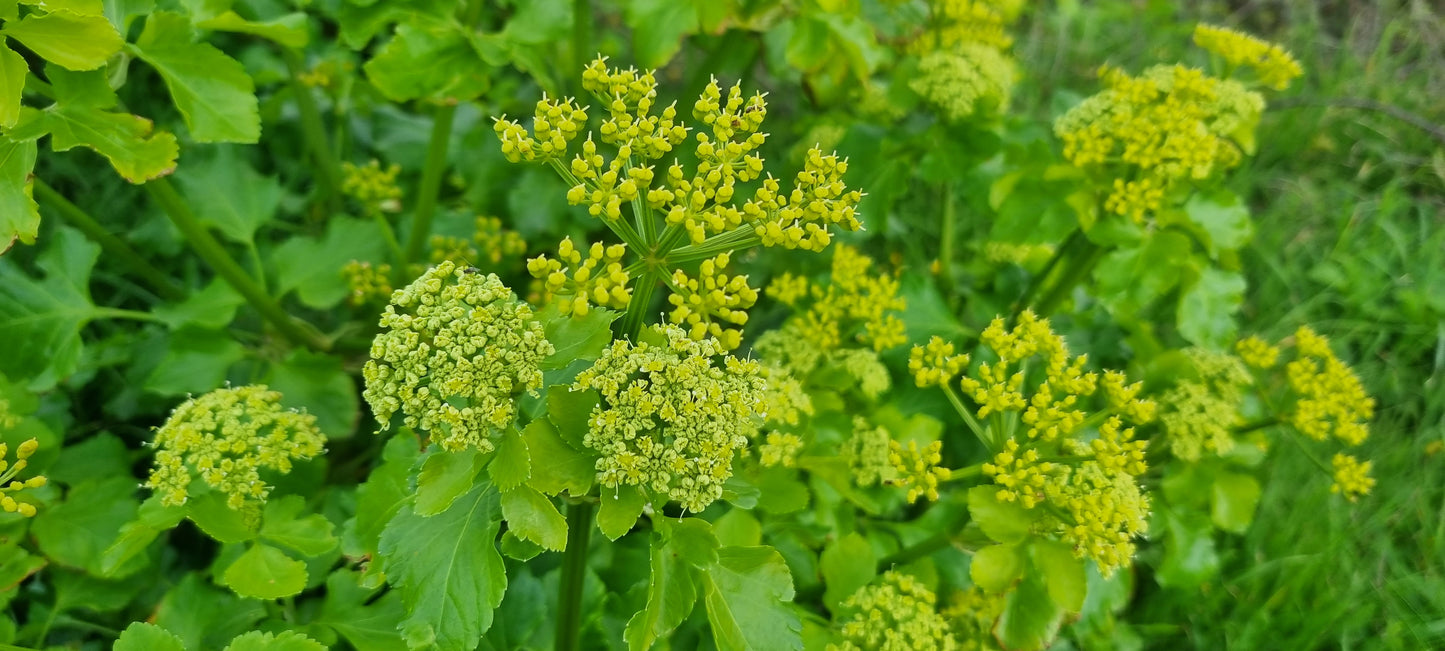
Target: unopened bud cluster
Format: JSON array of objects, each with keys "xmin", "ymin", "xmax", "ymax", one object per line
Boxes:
[{"xmin": 0, "ymin": 439, "xmax": 45, "ymax": 517}]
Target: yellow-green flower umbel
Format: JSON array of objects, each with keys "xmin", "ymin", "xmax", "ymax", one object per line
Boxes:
[
  {"xmin": 573, "ymin": 324, "xmax": 766, "ymax": 512},
  {"xmin": 145, "ymin": 385, "xmax": 324, "ymax": 515},
  {"xmin": 830, "ymin": 571, "xmax": 958, "ymax": 651},
  {"xmin": 0, "ymin": 439, "xmax": 46, "ymax": 517},
  {"xmin": 363, "ymin": 262, "xmax": 553, "ymax": 453}
]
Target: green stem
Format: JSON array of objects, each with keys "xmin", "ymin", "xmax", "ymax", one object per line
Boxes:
[
  {"xmin": 92, "ymin": 307, "xmax": 164, "ymax": 322},
  {"xmin": 1282, "ymin": 428, "xmax": 1333, "ymax": 475},
  {"xmin": 283, "ymin": 50, "xmax": 342, "ymax": 215},
  {"xmin": 146, "ymin": 179, "xmax": 330, "ymax": 351},
  {"xmin": 371, "ymin": 210, "xmax": 408, "ymax": 286},
  {"xmin": 555, "ymin": 501, "xmax": 594, "ymax": 651},
  {"xmin": 876, "ymin": 508, "xmax": 973, "ymax": 569},
  {"xmin": 1033, "ymin": 235, "xmax": 1105, "ymax": 317},
  {"xmin": 941, "ymin": 384, "xmax": 992, "ymax": 452},
  {"xmin": 945, "ymin": 463, "xmax": 985, "ymax": 483},
  {"xmin": 1234, "ymin": 417, "xmax": 1281, "ymax": 435},
  {"xmin": 1014, "ymin": 228, "xmax": 1082, "ymax": 318},
  {"xmin": 938, "ymin": 182, "xmax": 955, "ymax": 296},
  {"xmin": 404, "ymin": 103, "xmax": 458, "ymax": 266},
  {"xmin": 668, "ymin": 225, "xmax": 761, "ymax": 264},
  {"xmin": 33, "ymin": 180, "xmax": 184, "ymax": 301},
  {"xmin": 617, "ymin": 270, "xmax": 660, "ymax": 340}
]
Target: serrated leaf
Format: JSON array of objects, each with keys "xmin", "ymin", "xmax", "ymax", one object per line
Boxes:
[
  {"xmin": 499, "ymin": 530, "xmax": 543, "ymax": 561},
  {"xmin": 153, "ymin": 279, "xmax": 243, "ymax": 330},
  {"xmin": 0, "ymin": 42, "xmax": 26, "ymax": 128},
  {"xmin": 701, "ymin": 546, "xmax": 802, "ymax": 651},
  {"xmin": 222, "ymin": 543, "xmax": 308, "ymax": 599},
  {"xmin": 318, "ymin": 569, "xmax": 406, "ymax": 651},
  {"xmin": 175, "ymin": 145, "xmax": 280, "ymax": 243},
  {"xmin": 994, "ymin": 570, "xmax": 1066, "ymax": 651},
  {"xmin": 1184, "ymin": 191, "xmax": 1253, "ymax": 255},
  {"xmin": 713, "ymin": 508, "xmax": 761, "ymax": 548},
  {"xmin": 820, "ymin": 533, "xmax": 875, "ymax": 611},
  {"xmin": 363, "ymin": 17, "xmax": 490, "ymax": 102},
  {"xmin": 223, "ymin": 631, "xmax": 328, "ymax": 651},
  {"xmin": 597, "ymin": 484, "xmax": 646, "ymax": 541},
  {"xmin": 1031, "ymin": 539, "xmax": 1086, "ymax": 613},
  {"xmin": 970, "ymin": 543, "xmax": 1024, "ymax": 593},
  {"xmin": 100, "ymin": 495, "xmax": 185, "ymax": 577},
  {"xmin": 539, "ymin": 304, "xmax": 618, "ymax": 370},
  {"xmin": 1177, "ymin": 267, "xmax": 1246, "ymax": 347},
  {"xmin": 198, "ymin": 11, "xmax": 309, "ymax": 48},
  {"xmin": 0, "ymin": 134, "xmax": 38, "ymax": 253},
  {"xmin": 30, "ymin": 476, "xmax": 138, "ymax": 574},
  {"xmin": 187, "ymin": 490, "xmax": 258, "ymax": 544},
  {"xmin": 1210, "ymin": 471, "xmax": 1261, "ymax": 535},
  {"xmin": 499, "ymin": 485, "xmax": 567, "ymax": 552},
  {"xmin": 345, "ymin": 434, "xmax": 420, "ymax": 557},
  {"xmin": 669, "ymin": 517, "xmax": 719, "ymax": 568},
  {"xmin": 489, "ymin": 425, "xmax": 531, "ymax": 491},
  {"xmin": 1092, "ymin": 232, "xmax": 1192, "ymax": 319},
  {"xmin": 416, "ymin": 448, "xmax": 486, "ymax": 516},
  {"xmin": 133, "ymin": 12, "xmax": 259, "ymax": 143},
  {"xmin": 37, "ymin": 102, "xmax": 179, "ymax": 182},
  {"xmin": 379, "ymin": 482, "xmax": 507, "ymax": 650},
  {"xmin": 260, "ymin": 496, "xmax": 338, "ymax": 557},
  {"xmin": 967, "ymin": 485, "xmax": 1035, "ymax": 545},
  {"xmin": 2, "ymin": 10, "xmax": 122, "ymax": 70},
  {"xmin": 115, "ymin": 622, "xmax": 186, "ymax": 651},
  {"xmin": 521, "ymin": 418, "xmax": 594, "ymax": 496},
  {"xmin": 0, "ymin": 224, "xmax": 94, "ymax": 387},
  {"xmin": 624, "ymin": 530, "xmax": 699, "ymax": 651},
  {"xmin": 156, "ymin": 573, "xmax": 266, "ymax": 650}
]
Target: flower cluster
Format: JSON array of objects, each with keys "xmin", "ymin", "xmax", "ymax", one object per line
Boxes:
[
  {"xmin": 830, "ymin": 571, "xmax": 958, "ymax": 651},
  {"xmin": 943, "ymin": 587, "xmax": 1004, "ymax": 651},
  {"xmin": 889, "ymin": 439, "xmax": 949, "ymax": 504},
  {"xmin": 572, "ymin": 325, "xmax": 766, "ymax": 513},
  {"xmin": 767, "ymin": 244, "xmax": 907, "ymax": 353},
  {"xmin": 341, "ymin": 159, "xmax": 402, "ymax": 212},
  {"xmin": 1330, "ymin": 452, "xmax": 1374, "ymax": 502},
  {"xmin": 342, "ymin": 260, "xmax": 394, "ymax": 306},
  {"xmin": 845, "ymin": 417, "xmax": 896, "ymax": 488},
  {"xmin": 667, "ymin": 252, "xmax": 759, "ymax": 350},
  {"xmin": 759, "ymin": 432, "xmax": 804, "ymax": 468},
  {"xmin": 918, "ymin": 311, "xmax": 1155, "ymax": 575},
  {"xmin": 527, "ymin": 237, "xmax": 633, "ymax": 317},
  {"xmin": 0, "ymin": 439, "xmax": 46, "ymax": 517},
  {"xmin": 909, "ymin": 336, "xmax": 970, "ymax": 388},
  {"xmin": 1284, "ymin": 326, "xmax": 1374, "ymax": 447},
  {"xmin": 494, "ymin": 95, "xmax": 589, "ymax": 164},
  {"xmin": 909, "ymin": 45, "xmax": 1015, "ymax": 122},
  {"xmin": 430, "ymin": 216, "xmax": 527, "ymax": 269},
  {"xmin": 910, "ymin": 0, "xmax": 1022, "ymax": 53},
  {"xmin": 1157, "ymin": 348, "xmax": 1253, "ymax": 461},
  {"xmin": 1193, "ymin": 24, "xmax": 1304, "ymax": 90},
  {"xmin": 362, "ymin": 262, "xmax": 553, "ymax": 453},
  {"xmin": 1235, "ymin": 334, "xmax": 1280, "ymax": 369},
  {"xmin": 759, "ymin": 363, "xmax": 814, "ymax": 428},
  {"xmin": 145, "ymin": 386, "xmax": 324, "ymax": 515}
]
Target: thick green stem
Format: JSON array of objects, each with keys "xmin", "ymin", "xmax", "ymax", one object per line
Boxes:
[
  {"xmin": 941, "ymin": 384, "xmax": 992, "ymax": 453},
  {"xmin": 34, "ymin": 180, "xmax": 183, "ymax": 300},
  {"xmin": 1014, "ymin": 228, "xmax": 1082, "ymax": 318},
  {"xmin": 668, "ymin": 225, "xmax": 761, "ymax": 264},
  {"xmin": 938, "ymin": 182, "xmax": 955, "ymax": 295},
  {"xmin": 404, "ymin": 103, "xmax": 458, "ymax": 265},
  {"xmin": 1234, "ymin": 417, "xmax": 1282, "ymax": 435},
  {"xmin": 1033, "ymin": 235, "xmax": 1105, "ymax": 318},
  {"xmin": 555, "ymin": 501, "xmax": 594, "ymax": 651},
  {"xmin": 283, "ymin": 50, "xmax": 342, "ymax": 215},
  {"xmin": 146, "ymin": 179, "xmax": 330, "ymax": 351},
  {"xmin": 617, "ymin": 270, "xmax": 660, "ymax": 341}
]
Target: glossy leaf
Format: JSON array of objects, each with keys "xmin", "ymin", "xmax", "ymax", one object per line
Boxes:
[
  {"xmin": 0, "ymin": 225, "xmax": 95, "ymax": 389},
  {"xmin": 31, "ymin": 476, "xmax": 138, "ymax": 574},
  {"xmin": 416, "ymin": 448, "xmax": 486, "ymax": 517},
  {"xmin": 115, "ymin": 622, "xmax": 186, "ymax": 651},
  {"xmin": 100, "ymin": 495, "xmax": 185, "ymax": 577},
  {"xmin": 1210, "ymin": 471, "xmax": 1261, "ymax": 534},
  {"xmin": 820, "ymin": 533, "xmax": 875, "ymax": 611},
  {"xmin": 271, "ymin": 216, "xmax": 387, "ymax": 309},
  {"xmin": 198, "ymin": 12, "xmax": 309, "ymax": 48},
  {"xmin": 155, "ymin": 573, "xmax": 266, "ymax": 650},
  {"xmin": 175, "ymin": 146, "xmax": 281, "ymax": 243},
  {"xmin": 133, "ymin": 12, "xmax": 260, "ymax": 143},
  {"xmin": 223, "ymin": 631, "xmax": 328, "ymax": 651},
  {"xmin": 1184, "ymin": 191, "xmax": 1253, "ymax": 255},
  {"xmin": 345, "ymin": 435, "xmax": 420, "ymax": 556},
  {"xmin": 0, "ymin": 137, "xmax": 38, "ymax": 252},
  {"xmin": 521, "ymin": 418, "xmax": 593, "ymax": 497},
  {"xmin": 318, "ymin": 569, "xmax": 406, "ymax": 651},
  {"xmin": 144, "ymin": 326, "xmax": 246, "ymax": 396},
  {"xmin": 186, "ymin": 490, "xmax": 258, "ymax": 544},
  {"xmin": 260, "ymin": 496, "xmax": 338, "ymax": 557},
  {"xmin": 597, "ymin": 483, "xmax": 647, "ymax": 541},
  {"xmin": 994, "ymin": 570, "xmax": 1066, "ymax": 651},
  {"xmin": 1032, "ymin": 539, "xmax": 1087, "ymax": 613},
  {"xmin": 34, "ymin": 103, "xmax": 179, "ymax": 182},
  {"xmin": 971, "ymin": 543, "xmax": 1024, "ymax": 594},
  {"xmin": 499, "ymin": 485, "xmax": 568, "ymax": 552},
  {"xmin": 624, "ymin": 531, "xmax": 699, "ymax": 651},
  {"xmin": 2, "ymin": 10, "xmax": 122, "ymax": 70},
  {"xmin": 489, "ymin": 425, "xmax": 532, "ymax": 492},
  {"xmin": 0, "ymin": 42, "xmax": 25, "ymax": 128},
  {"xmin": 539, "ymin": 304, "xmax": 618, "ymax": 371},
  {"xmin": 267, "ymin": 349, "xmax": 360, "ymax": 439},
  {"xmin": 222, "ymin": 543, "xmax": 308, "ymax": 599},
  {"xmin": 967, "ymin": 485, "xmax": 1035, "ymax": 545},
  {"xmin": 1177, "ymin": 267, "xmax": 1246, "ymax": 347},
  {"xmin": 623, "ymin": 0, "xmax": 696, "ymax": 68},
  {"xmin": 701, "ymin": 546, "xmax": 802, "ymax": 651},
  {"xmin": 364, "ymin": 18, "xmax": 490, "ymax": 102}
]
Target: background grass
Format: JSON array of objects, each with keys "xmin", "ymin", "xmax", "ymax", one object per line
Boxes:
[{"xmin": 1014, "ymin": 1, "xmax": 1444, "ymax": 648}]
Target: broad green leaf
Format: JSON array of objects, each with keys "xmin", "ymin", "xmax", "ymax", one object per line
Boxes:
[
  {"xmin": 489, "ymin": 425, "xmax": 531, "ymax": 491},
  {"xmin": 133, "ymin": 12, "xmax": 260, "ymax": 143},
  {"xmin": 35, "ymin": 102, "xmax": 179, "ymax": 182},
  {"xmin": 500, "ymin": 0, "xmax": 571, "ymax": 45},
  {"xmin": 713, "ymin": 508, "xmax": 761, "ymax": 548},
  {"xmin": 364, "ymin": 18, "xmax": 490, "ymax": 102},
  {"xmin": 344, "ymin": 434, "xmax": 420, "ymax": 556},
  {"xmin": 499, "ymin": 530, "xmax": 543, "ymax": 561},
  {"xmin": 31, "ymin": 476, "xmax": 138, "ymax": 574},
  {"xmin": 0, "ymin": 42, "xmax": 25, "ymax": 128},
  {"xmin": 156, "ymin": 573, "xmax": 266, "ymax": 650},
  {"xmin": 271, "ymin": 216, "xmax": 387, "ymax": 309},
  {"xmin": 967, "ymin": 485, "xmax": 1035, "ymax": 545},
  {"xmin": 499, "ymin": 485, "xmax": 567, "ymax": 552},
  {"xmin": 669, "ymin": 517, "xmax": 720, "ymax": 568},
  {"xmin": 546, "ymin": 387, "xmax": 598, "ymax": 449},
  {"xmin": 26, "ymin": 0, "xmax": 104, "ymax": 15},
  {"xmin": 0, "ymin": 137, "xmax": 38, "ymax": 252},
  {"xmin": 53, "ymin": 567, "xmax": 146, "ymax": 613},
  {"xmin": 105, "ymin": 0, "xmax": 158, "ymax": 32},
  {"xmin": 334, "ymin": 0, "xmax": 451, "ymax": 49},
  {"xmin": 487, "ymin": 570, "xmax": 548, "ymax": 650},
  {"xmin": 153, "ymin": 278, "xmax": 243, "ymax": 330},
  {"xmin": 597, "ymin": 483, "xmax": 646, "ymax": 541},
  {"xmin": 186, "ymin": 489, "xmax": 258, "ymax": 544},
  {"xmin": 222, "ymin": 543, "xmax": 308, "ymax": 599},
  {"xmin": 1092, "ymin": 232, "xmax": 1192, "ymax": 318},
  {"xmin": 143, "ymin": 326, "xmax": 246, "ymax": 396},
  {"xmin": 994, "ymin": 570, "xmax": 1066, "ymax": 651},
  {"xmin": 260, "ymin": 496, "xmax": 338, "ymax": 557},
  {"xmin": 378, "ymin": 482, "xmax": 507, "ymax": 650},
  {"xmin": 115, "ymin": 622, "xmax": 186, "ymax": 651},
  {"xmin": 1184, "ymin": 191, "xmax": 1253, "ymax": 255},
  {"xmin": 754, "ymin": 468, "xmax": 809, "ymax": 515},
  {"xmin": 1177, "ymin": 267, "xmax": 1246, "ymax": 347},
  {"xmin": 101, "ymin": 495, "xmax": 185, "ymax": 577},
  {"xmin": 0, "ymin": 547, "xmax": 46, "ymax": 605},
  {"xmin": 0, "ymin": 220, "xmax": 100, "ymax": 392},
  {"xmin": 539, "ymin": 304, "xmax": 618, "ymax": 371},
  {"xmin": 224, "ymin": 631, "xmax": 328, "ymax": 651},
  {"xmin": 1032, "ymin": 539, "xmax": 1087, "ymax": 613},
  {"xmin": 50, "ymin": 430, "xmax": 128, "ymax": 485},
  {"xmin": 970, "ymin": 543, "xmax": 1024, "ymax": 593},
  {"xmin": 1155, "ymin": 509, "xmax": 1219, "ymax": 588},
  {"xmin": 521, "ymin": 418, "xmax": 594, "ymax": 497},
  {"xmin": 820, "ymin": 533, "xmax": 875, "ymax": 611},
  {"xmin": 1210, "ymin": 472, "xmax": 1261, "ymax": 534},
  {"xmin": 198, "ymin": 11, "xmax": 309, "ymax": 48},
  {"xmin": 318, "ymin": 569, "xmax": 406, "ymax": 651},
  {"xmin": 701, "ymin": 546, "xmax": 802, "ymax": 651},
  {"xmin": 176, "ymin": 146, "xmax": 280, "ymax": 243},
  {"xmin": 48, "ymin": 67, "xmax": 114, "ymax": 107},
  {"xmin": 624, "ymin": 530, "xmax": 700, "ymax": 651},
  {"xmin": 266, "ymin": 349, "xmax": 360, "ymax": 439},
  {"xmin": 623, "ymin": 0, "xmax": 696, "ymax": 68},
  {"xmin": 2, "ymin": 10, "xmax": 122, "ymax": 70},
  {"xmin": 785, "ymin": 17, "xmax": 831, "ymax": 73},
  {"xmin": 416, "ymin": 448, "xmax": 486, "ymax": 516}
]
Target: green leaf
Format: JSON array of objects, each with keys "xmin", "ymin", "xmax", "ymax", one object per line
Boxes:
[
  {"xmin": 500, "ymin": 0, "xmax": 571, "ymax": 45},
  {"xmin": 539, "ymin": 304, "xmax": 618, "ymax": 371},
  {"xmin": 197, "ymin": 11, "xmax": 308, "ymax": 48},
  {"xmin": 345, "ymin": 435, "xmax": 420, "ymax": 557},
  {"xmin": 713, "ymin": 508, "xmax": 762, "ymax": 548},
  {"xmin": 820, "ymin": 533, "xmax": 875, "ymax": 611},
  {"xmin": 115, "ymin": 622, "xmax": 186, "ymax": 651},
  {"xmin": 1092, "ymin": 232, "xmax": 1192, "ymax": 319},
  {"xmin": 785, "ymin": 16, "xmax": 831, "ymax": 73},
  {"xmin": 50, "ymin": 431, "xmax": 128, "ymax": 485},
  {"xmin": 623, "ymin": 0, "xmax": 696, "ymax": 68},
  {"xmin": 546, "ymin": 387, "xmax": 598, "ymax": 449},
  {"xmin": 1184, "ymin": 191, "xmax": 1253, "ymax": 255},
  {"xmin": 596, "ymin": 483, "xmax": 646, "ymax": 541},
  {"xmin": 2, "ymin": 10, "xmax": 122, "ymax": 70},
  {"xmin": 223, "ymin": 631, "xmax": 328, "ymax": 651},
  {"xmin": 101, "ymin": 495, "xmax": 185, "ymax": 577},
  {"xmin": 1177, "ymin": 267, "xmax": 1246, "ymax": 347},
  {"xmin": 967, "ymin": 485, "xmax": 1035, "ymax": 545},
  {"xmin": 105, "ymin": 0, "xmax": 158, "ymax": 33},
  {"xmin": 970, "ymin": 543, "xmax": 1024, "ymax": 593},
  {"xmin": 0, "ymin": 136, "xmax": 38, "ymax": 253},
  {"xmin": 266, "ymin": 349, "xmax": 360, "ymax": 439},
  {"xmin": 623, "ymin": 530, "xmax": 699, "ymax": 651},
  {"xmin": 0, "ymin": 42, "xmax": 26, "ymax": 129},
  {"xmin": 1031, "ymin": 539, "xmax": 1087, "ymax": 613},
  {"xmin": 1156, "ymin": 509, "xmax": 1219, "ymax": 588},
  {"xmin": 133, "ymin": 12, "xmax": 260, "ymax": 143},
  {"xmin": 175, "ymin": 145, "xmax": 280, "ymax": 243},
  {"xmin": 1210, "ymin": 471, "xmax": 1261, "ymax": 534},
  {"xmin": 701, "ymin": 546, "xmax": 802, "ymax": 651},
  {"xmin": 271, "ymin": 216, "xmax": 387, "ymax": 309},
  {"xmin": 994, "ymin": 570, "xmax": 1066, "ymax": 651},
  {"xmin": 363, "ymin": 18, "xmax": 490, "ymax": 102},
  {"xmin": 144, "ymin": 327, "xmax": 246, "ymax": 396},
  {"xmin": 378, "ymin": 482, "xmax": 507, "ymax": 650},
  {"xmin": 186, "ymin": 490, "xmax": 258, "ymax": 544},
  {"xmin": 222, "ymin": 543, "xmax": 308, "ymax": 599},
  {"xmin": 31, "ymin": 476, "xmax": 138, "ymax": 574},
  {"xmin": 35, "ymin": 102, "xmax": 179, "ymax": 182},
  {"xmin": 154, "ymin": 279, "xmax": 244, "ymax": 330},
  {"xmin": 0, "ymin": 224, "xmax": 94, "ymax": 388},
  {"xmin": 499, "ymin": 530, "xmax": 543, "ymax": 561},
  {"xmin": 416, "ymin": 448, "xmax": 486, "ymax": 517},
  {"xmin": 753, "ymin": 468, "xmax": 809, "ymax": 516},
  {"xmin": 489, "ymin": 425, "xmax": 531, "ymax": 492},
  {"xmin": 0, "ymin": 547, "xmax": 47, "ymax": 605},
  {"xmin": 156, "ymin": 573, "xmax": 266, "ymax": 650},
  {"xmin": 499, "ymin": 485, "xmax": 567, "ymax": 552},
  {"xmin": 670, "ymin": 517, "xmax": 720, "ymax": 568},
  {"xmin": 318, "ymin": 569, "xmax": 406, "ymax": 651},
  {"xmin": 521, "ymin": 418, "xmax": 594, "ymax": 497},
  {"xmin": 260, "ymin": 496, "xmax": 338, "ymax": 557}
]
